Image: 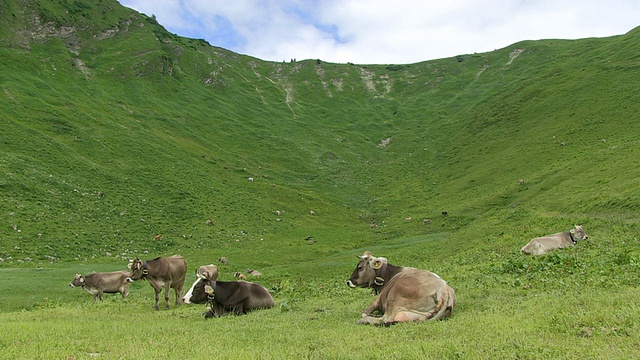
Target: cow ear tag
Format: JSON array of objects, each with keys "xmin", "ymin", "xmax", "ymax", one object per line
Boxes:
[
  {"xmin": 204, "ymin": 285, "xmax": 214, "ymax": 295},
  {"xmin": 373, "ymin": 260, "xmax": 383, "ymax": 269}
]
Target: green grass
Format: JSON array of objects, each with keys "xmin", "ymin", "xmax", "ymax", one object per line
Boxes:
[{"xmin": 1, "ymin": 0, "xmax": 639, "ymax": 358}]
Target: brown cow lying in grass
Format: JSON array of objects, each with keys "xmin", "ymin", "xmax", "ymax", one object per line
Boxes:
[
  {"xmin": 521, "ymin": 225, "xmax": 588, "ymax": 255},
  {"xmin": 347, "ymin": 251, "xmax": 455, "ymax": 325}
]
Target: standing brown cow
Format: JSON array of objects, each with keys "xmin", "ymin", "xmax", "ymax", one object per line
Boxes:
[
  {"xmin": 129, "ymin": 255, "xmax": 187, "ymax": 310},
  {"xmin": 69, "ymin": 271, "xmax": 132, "ymax": 301}
]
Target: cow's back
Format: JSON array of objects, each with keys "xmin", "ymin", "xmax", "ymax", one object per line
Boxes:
[
  {"xmin": 381, "ymin": 268, "xmax": 452, "ymax": 321},
  {"xmin": 522, "ymin": 232, "xmax": 572, "ymax": 255},
  {"xmin": 166, "ymin": 255, "xmax": 187, "ymax": 281},
  {"xmin": 386, "ymin": 268, "xmax": 447, "ymax": 299},
  {"xmin": 245, "ymin": 282, "xmax": 274, "ymax": 309},
  {"xmin": 212, "ymin": 281, "xmax": 274, "ymax": 311},
  {"xmin": 150, "ymin": 256, "xmax": 187, "ymax": 282},
  {"xmin": 82, "ymin": 271, "xmax": 130, "ymax": 298},
  {"xmin": 87, "ymin": 271, "xmax": 128, "ymax": 291}
]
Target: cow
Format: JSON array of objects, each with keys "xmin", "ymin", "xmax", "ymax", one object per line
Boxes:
[
  {"xmin": 182, "ymin": 264, "xmax": 219, "ymax": 304},
  {"xmin": 234, "ymin": 272, "xmax": 248, "ymax": 280},
  {"xmin": 128, "ymin": 255, "xmax": 187, "ymax": 310},
  {"xmin": 347, "ymin": 251, "xmax": 455, "ymax": 326},
  {"xmin": 69, "ymin": 271, "xmax": 132, "ymax": 301},
  {"xmin": 521, "ymin": 225, "xmax": 589, "ymax": 255},
  {"xmin": 183, "ymin": 277, "xmax": 274, "ymax": 318},
  {"xmin": 247, "ymin": 269, "xmax": 263, "ymax": 277}
]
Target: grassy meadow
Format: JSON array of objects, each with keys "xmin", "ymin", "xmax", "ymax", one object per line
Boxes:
[{"xmin": 1, "ymin": 0, "xmax": 640, "ymax": 358}]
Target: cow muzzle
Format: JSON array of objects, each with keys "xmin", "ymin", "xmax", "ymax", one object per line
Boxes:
[{"xmin": 346, "ymin": 280, "xmax": 357, "ymax": 288}]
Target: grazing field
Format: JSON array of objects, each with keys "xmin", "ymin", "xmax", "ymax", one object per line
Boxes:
[
  {"xmin": 1, "ymin": 0, "xmax": 639, "ymax": 358},
  {"xmin": 2, "ymin": 218, "xmax": 640, "ymax": 359}
]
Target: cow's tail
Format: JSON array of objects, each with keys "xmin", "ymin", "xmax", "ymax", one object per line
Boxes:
[{"xmin": 430, "ymin": 284, "xmax": 455, "ymax": 321}]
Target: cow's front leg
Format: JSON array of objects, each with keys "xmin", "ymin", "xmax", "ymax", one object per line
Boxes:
[
  {"xmin": 153, "ymin": 289, "xmax": 161, "ymax": 311},
  {"xmin": 174, "ymin": 284, "xmax": 183, "ymax": 306},
  {"xmin": 164, "ymin": 283, "xmax": 171, "ymax": 310},
  {"xmin": 233, "ymin": 303, "xmax": 245, "ymax": 315},
  {"xmin": 361, "ymin": 295, "xmax": 382, "ymax": 318}
]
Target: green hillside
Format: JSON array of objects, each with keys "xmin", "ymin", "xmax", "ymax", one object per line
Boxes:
[{"xmin": 1, "ymin": 0, "xmax": 639, "ymax": 358}]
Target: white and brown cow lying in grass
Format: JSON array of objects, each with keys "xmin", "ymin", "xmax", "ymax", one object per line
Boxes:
[
  {"xmin": 347, "ymin": 251, "xmax": 455, "ymax": 325},
  {"xmin": 182, "ymin": 264, "xmax": 219, "ymax": 303},
  {"xmin": 521, "ymin": 225, "xmax": 589, "ymax": 255},
  {"xmin": 184, "ymin": 276, "xmax": 274, "ymax": 318},
  {"xmin": 69, "ymin": 271, "xmax": 132, "ymax": 301}
]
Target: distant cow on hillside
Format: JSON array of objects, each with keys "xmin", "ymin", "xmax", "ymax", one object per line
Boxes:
[
  {"xmin": 247, "ymin": 269, "xmax": 263, "ymax": 277},
  {"xmin": 521, "ymin": 225, "xmax": 589, "ymax": 255},
  {"xmin": 234, "ymin": 272, "xmax": 248, "ymax": 280}
]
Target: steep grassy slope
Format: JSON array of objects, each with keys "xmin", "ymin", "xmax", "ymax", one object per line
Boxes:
[{"xmin": 1, "ymin": 0, "xmax": 639, "ymax": 268}]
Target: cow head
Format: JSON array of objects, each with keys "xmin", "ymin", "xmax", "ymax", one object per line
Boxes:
[
  {"xmin": 128, "ymin": 258, "xmax": 146, "ymax": 280},
  {"xmin": 187, "ymin": 276, "xmax": 215, "ymax": 305},
  {"xmin": 347, "ymin": 251, "xmax": 388, "ymax": 289},
  {"xmin": 69, "ymin": 274, "xmax": 84, "ymax": 288},
  {"xmin": 570, "ymin": 225, "xmax": 589, "ymax": 242}
]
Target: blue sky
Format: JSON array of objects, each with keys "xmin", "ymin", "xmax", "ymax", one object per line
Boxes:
[{"xmin": 118, "ymin": 0, "xmax": 640, "ymax": 64}]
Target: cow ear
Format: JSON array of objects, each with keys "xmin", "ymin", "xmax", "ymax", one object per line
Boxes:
[
  {"xmin": 127, "ymin": 262, "xmax": 133, "ymax": 269},
  {"xmin": 372, "ymin": 260, "xmax": 383, "ymax": 269},
  {"xmin": 204, "ymin": 285, "xmax": 214, "ymax": 295}
]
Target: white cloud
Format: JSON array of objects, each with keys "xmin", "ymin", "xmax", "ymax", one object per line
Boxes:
[{"xmin": 118, "ymin": 0, "xmax": 640, "ymax": 64}]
